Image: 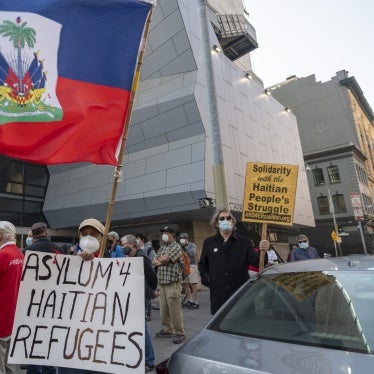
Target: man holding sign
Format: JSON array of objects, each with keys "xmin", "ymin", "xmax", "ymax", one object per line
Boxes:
[
  {"xmin": 10, "ymin": 218, "xmax": 145, "ymax": 374},
  {"xmin": 198, "ymin": 208, "xmax": 269, "ymax": 315}
]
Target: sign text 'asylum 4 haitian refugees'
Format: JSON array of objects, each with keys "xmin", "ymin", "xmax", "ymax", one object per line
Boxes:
[
  {"xmin": 8, "ymin": 252, "xmax": 145, "ymax": 374},
  {"xmin": 242, "ymin": 162, "xmax": 299, "ymax": 225}
]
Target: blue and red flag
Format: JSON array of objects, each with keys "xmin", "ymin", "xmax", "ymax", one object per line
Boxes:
[{"xmin": 0, "ymin": 0, "xmax": 152, "ymax": 165}]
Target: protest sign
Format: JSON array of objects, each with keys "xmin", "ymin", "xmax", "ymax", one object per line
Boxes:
[
  {"xmin": 8, "ymin": 252, "xmax": 145, "ymax": 374},
  {"xmin": 242, "ymin": 162, "xmax": 299, "ymax": 226}
]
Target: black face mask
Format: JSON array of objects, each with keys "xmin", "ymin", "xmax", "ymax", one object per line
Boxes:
[
  {"xmin": 107, "ymin": 239, "xmax": 113, "ymax": 245},
  {"xmin": 122, "ymin": 246, "xmax": 131, "ymax": 255}
]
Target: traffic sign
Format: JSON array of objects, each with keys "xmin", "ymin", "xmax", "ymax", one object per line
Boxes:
[
  {"xmin": 350, "ymin": 192, "xmax": 364, "ymax": 221},
  {"xmin": 331, "ymin": 230, "xmax": 342, "ymax": 243}
]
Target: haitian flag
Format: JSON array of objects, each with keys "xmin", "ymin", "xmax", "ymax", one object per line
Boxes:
[{"xmin": 0, "ymin": 0, "xmax": 152, "ymax": 165}]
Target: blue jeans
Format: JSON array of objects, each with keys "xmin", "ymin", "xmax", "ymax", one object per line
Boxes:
[
  {"xmin": 145, "ymin": 299, "xmax": 152, "ymax": 317},
  {"xmin": 145, "ymin": 320, "xmax": 155, "ymax": 367},
  {"xmin": 26, "ymin": 366, "xmax": 56, "ymax": 374}
]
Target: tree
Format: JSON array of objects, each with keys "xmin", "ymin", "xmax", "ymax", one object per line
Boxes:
[{"xmin": 0, "ymin": 17, "xmax": 36, "ymax": 92}]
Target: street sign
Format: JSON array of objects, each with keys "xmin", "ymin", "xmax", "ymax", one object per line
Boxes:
[
  {"xmin": 331, "ymin": 230, "xmax": 342, "ymax": 243},
  {"xmin": 350, "ymin": 192, "xmax": 365, "ymax": 221}
]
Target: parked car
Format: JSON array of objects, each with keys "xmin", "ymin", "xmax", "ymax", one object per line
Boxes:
[{"xmin": 156, "ymin": 256, "xmax": 374, "ymax": 373}]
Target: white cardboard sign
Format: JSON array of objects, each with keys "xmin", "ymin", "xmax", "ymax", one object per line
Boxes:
[{"xmin": 8, "ymin": 252, "xmax": 145, "ymax": 374}]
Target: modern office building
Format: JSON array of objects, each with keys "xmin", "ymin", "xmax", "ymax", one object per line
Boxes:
[
  {"xmin": 1, "ymin": 0, "xmax": 314, "ymax": 255},
  {"xmin": 269, "ymin": 70, "xmax": 374, "ymax": 254}
]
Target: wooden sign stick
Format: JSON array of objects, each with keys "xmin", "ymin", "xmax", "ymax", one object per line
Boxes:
[{"xmin": 259, "ymin": 223, "xmax": 267, "ymax": 271}]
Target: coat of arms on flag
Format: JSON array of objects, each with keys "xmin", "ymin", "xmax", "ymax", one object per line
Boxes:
[
  {"xmin": 0, "ymin": 13, "xmax": 62, "ymax": 124},
  {"xmin": 0, "ymin": 0, "xmax": 152, "ymax": 166}
]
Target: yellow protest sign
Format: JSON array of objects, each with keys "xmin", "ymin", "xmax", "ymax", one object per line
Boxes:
[
  {"xmin": 242, "ymin": 162, "xmax": 299, "ymax": 225},
  {"xmin": 272, "ymin": 272, "xmax": 335, "ymax": 302}
]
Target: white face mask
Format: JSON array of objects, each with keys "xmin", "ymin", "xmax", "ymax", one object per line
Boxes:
[
  {"xmin": 136, "ymin": 239, "xmax": 141, "ymax": 245},
  {"xmin": 162, "ymin": 234, "xmax": 169, "ymax": 243},
  {"xmin": 80, "ymin": 235, "xmax": 100, "ymax": 254},
  {"xmin": 219, "ymin": 220, "xmax": 232, "ymax": 232},
  {"xmin": 299, "ymin": 241, "xmax": 309, "ymax": 250},
  {"xmin": 26, "ymin": 237, "xmax": 33, "ymax": 246},
  {"xmin": 180, "ymin": 239, "xmax": 186, "ymax": 245}
]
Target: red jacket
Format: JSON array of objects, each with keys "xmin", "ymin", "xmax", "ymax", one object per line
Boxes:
[{"xmin": 0, "ymin": 242, "xmax": 24, "ymax": 337}]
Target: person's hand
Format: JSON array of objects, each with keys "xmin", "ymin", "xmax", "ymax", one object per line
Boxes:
[
  {"xmin": 152, "ymin": 258, "xmax": 161, "ymax": 267},
  {"xmin": 259, "ymin": 240, "xmax": 270, "ymax": 251},
  {"xmin": 80, "ymin": 251, "xmax": 94, "ymax": 261}
]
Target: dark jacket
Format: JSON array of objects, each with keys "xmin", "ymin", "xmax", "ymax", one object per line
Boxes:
[
  {"xmin": 198, "ymin": 231, "xmax": 265, "ymax": 314},
  {"xmin": 27, "ymin": 237, "xmax": 63, "ymax": 254},
  {"xmin": 134, "ymin": 249, "xmax": 158, "ymax": 300}
]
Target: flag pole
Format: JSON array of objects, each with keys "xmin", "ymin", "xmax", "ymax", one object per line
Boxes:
[{"xmin": 98, "ymin": 6, "xmax": 154, "ymax": 258}]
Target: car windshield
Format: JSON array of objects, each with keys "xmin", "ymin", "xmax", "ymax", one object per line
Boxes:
[{"xmin": 209, "ymin": 271, "xmax": 374, "ymax": 354}]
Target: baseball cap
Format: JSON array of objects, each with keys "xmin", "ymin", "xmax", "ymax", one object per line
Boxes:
[
  {"xmin": 31, "ymin": 222, "xmax": 48, "ymax": 236},
  {"xmin": 78, "ymin": 218, "xmax": 104, "ymax": 234},
  {"xmin": 160, "ymin": 226, "xmax": 176, "ymax": 234}
]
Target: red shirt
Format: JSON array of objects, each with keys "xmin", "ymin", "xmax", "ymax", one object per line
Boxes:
[{"xmin": 0, "ymin": 242, "xmax": 24, "ymax": 337}]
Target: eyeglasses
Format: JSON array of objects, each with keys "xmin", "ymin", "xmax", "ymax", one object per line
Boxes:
[
  {"xmin": 298, "ymin": 240, "xmax": 308, "ymax": 243},
  {"xmin": 121, "ymin": 242, "xmax": 129, "ymax": 246},
  {"xmin": 219, "ymin": 216, "xmax": 232, "ymax": 221}
]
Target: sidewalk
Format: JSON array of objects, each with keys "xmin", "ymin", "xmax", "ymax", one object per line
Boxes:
[
  {"xmin": 149, "ymin": 288, "xmax": 212, "ymax": 366},
  {"xmin": 15, "ymin": 289, "xmax": 212, "ymax": 373}
]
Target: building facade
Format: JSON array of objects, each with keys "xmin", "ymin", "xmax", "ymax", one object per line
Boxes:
[
  {"xmin": 1, "ymin": 0, "xmax": 314, "ymax": 256},
  {"xmin": 270, "ymin": 70, "xmax": 374, "ymax": 254}
]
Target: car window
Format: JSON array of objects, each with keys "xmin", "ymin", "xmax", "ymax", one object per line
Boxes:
[{"xmin": 209, "ymin": 271, "xmax": 374, "ymax": 354}]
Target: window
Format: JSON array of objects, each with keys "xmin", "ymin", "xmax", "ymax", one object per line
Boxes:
[
  {"xmin": 0, "ymin": 155, "xmax": 48, "ymax": 226},
  {"xmin": 210, "ymin": 272, "xmax": 374, "ymax": 354},
  {"xmin": 332, "ymin": 193, "xmax": 347, "ymax": 214},
  {"xmin": 327, "ymin": 165, "xmax": 341, "ymax": 184},
  {"xmin": 312, "ymin": 168, "xmax": 325, "ymax": 186},
  {"xmin": 355, "ymin": 164, "xmax": 368, "ymax": 185},
  {"xmin": 317, "ymin": 196, "xmax": 330, "ymax": 215}
]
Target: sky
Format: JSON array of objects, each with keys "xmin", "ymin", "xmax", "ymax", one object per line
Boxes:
[{"xmin": 245, "ymin": 0, "xmax": 374, "ymax": 108}]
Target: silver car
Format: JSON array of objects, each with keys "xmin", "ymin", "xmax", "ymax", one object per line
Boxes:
[{"xmin": 158, "ymin": 256, "xmax": 374, "ymax": 373}]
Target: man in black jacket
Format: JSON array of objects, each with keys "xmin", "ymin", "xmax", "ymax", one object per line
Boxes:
[
  {"xmin": 198, "ymin": 209, "xmax": 269, "ymax": 315},
  {"xmin": 27, "ymin": 222, "xmax": 63, "ymax": 255}
]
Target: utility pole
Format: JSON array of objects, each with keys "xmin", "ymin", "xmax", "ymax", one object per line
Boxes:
[{"xmin": 197, "ymin": 0, "xmax": 229, "ymax": 211}]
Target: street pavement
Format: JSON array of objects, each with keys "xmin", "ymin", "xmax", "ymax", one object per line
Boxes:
[
  {"xmin": 149, "ymin": 288, "xmax": 212, "ymax": 367},
  {"xmin": 15, "ymin": 288, "xmax": 212, "ymax": 373}
]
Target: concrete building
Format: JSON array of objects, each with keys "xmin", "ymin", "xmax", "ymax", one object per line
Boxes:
[
  {"xmin": 1, "ymin": 0, "xmax": 314, "ymax": 256},
  {"xmin": 269, "ymin": 70, "xmax": 374, "ymax": 254}
]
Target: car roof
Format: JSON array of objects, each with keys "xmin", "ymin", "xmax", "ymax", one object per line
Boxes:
[{"xmin": 261, "ymin": 255, "xmax": 374, "ymax": 274}]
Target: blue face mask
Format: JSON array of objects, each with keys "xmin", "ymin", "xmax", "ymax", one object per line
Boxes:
[
  {"xmin": 219, "ymin": 220, "xmax": 232, "ymax": 232},
  {"xmin": 26, "ymin": 237, "xmax": 33, "ymax": 246}
]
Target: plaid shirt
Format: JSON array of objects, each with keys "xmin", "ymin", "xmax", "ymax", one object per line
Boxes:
[{"xmin": 157, "ymin": 241, "xmax": 182, "ymax": 284}]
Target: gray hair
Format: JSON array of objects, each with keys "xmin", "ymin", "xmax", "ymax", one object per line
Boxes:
[
  {"xmin": 0, "ymin": 221, "xmax": 16, "ymax": 241},
  {"xmin": 108, "ymin": 231, "xmax": 120, "ymax": 241},
  {"xmin": 297, "ymin": 234, "xmax": 309, "ymax": 242},
  {"xmin": 121, "ymin": 234, "xmax": 137, "ymax": 246},
  {"xmin": 209, "ymin": 208, "xmax": 236, "ymax": 228}
]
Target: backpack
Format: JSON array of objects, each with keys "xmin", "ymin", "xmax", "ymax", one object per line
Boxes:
[{"xmin": 181, "ymin": 250, "xmax": 191, "ymax": 279}]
